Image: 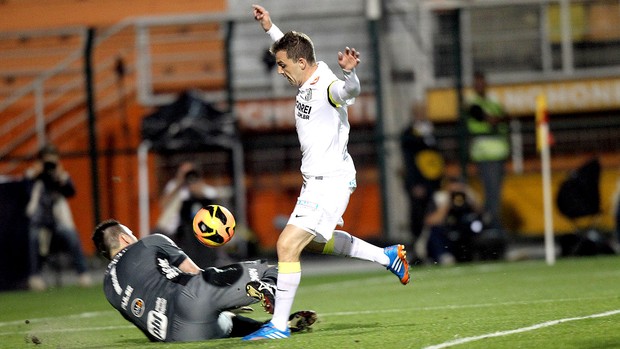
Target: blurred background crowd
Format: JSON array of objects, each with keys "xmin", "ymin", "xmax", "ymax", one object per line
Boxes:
[{"xmin": 0, "ymin": 0, "xmax": 619, "ymax": 291}]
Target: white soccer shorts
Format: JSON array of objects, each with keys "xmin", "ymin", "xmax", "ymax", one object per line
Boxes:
[{"xmin": 287, "ymin": 174, "xmax": 357, "ymax": 243}]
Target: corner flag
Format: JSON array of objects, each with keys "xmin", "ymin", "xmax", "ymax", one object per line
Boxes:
[
  {"xmin": 536, "ymin": 94, "xmax": 555, "ymax": 265},
  {"xmin": 536, "ymin": 95, "xmax": 554, "ymax": 152}
]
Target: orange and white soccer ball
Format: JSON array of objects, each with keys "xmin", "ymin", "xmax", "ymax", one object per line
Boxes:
[{"xmin": 192, "ymin": 205, "xmax": 236, "ymax": 247}]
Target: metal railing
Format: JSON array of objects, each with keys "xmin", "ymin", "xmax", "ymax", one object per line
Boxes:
[
  {"xmin": 1, "ymin": 0, "xmax": 619, "ymax": 172},
  {"xmin": 0, "ymin": 20, "xmax": 137, "ymax": 173},
  {"xmin": 0, "ymin": 13, "xmax": 229, "ymax": 174}
]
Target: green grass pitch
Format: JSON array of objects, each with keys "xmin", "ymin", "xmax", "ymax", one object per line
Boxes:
[{"xmin": 1, "ymin": 256, "xmax": 619, "ymax": 348}]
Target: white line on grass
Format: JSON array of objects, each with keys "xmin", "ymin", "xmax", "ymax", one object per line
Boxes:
[
  {"xmin": 320, "ymin": 295, "xmax": 619, "ymax": 317},
  {"xmin": 423, "ymin": 309, "xmax": 620, "ymax": 349},
  {"xmin": 2, "ymin": 298, "xmax": 619, "ymax": 340}
]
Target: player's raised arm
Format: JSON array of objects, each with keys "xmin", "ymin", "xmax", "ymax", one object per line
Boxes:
[
  {"xmin": 329, "ymin": 47, "xmax": 361, "ymax": 104},
  {"xmin": 252, "ymin": 4, "xmax": 272, "ymax": 32},
  {"xmin": 252, "ymin": 4, "xmax": 284, "ymax": 41},
  {"xmin": 178, "ymin": 257, "xmax": 202, "ymax": 274}
]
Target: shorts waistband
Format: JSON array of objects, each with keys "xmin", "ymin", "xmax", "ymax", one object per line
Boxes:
[{"xmin": 301, "ymin": 174, "xmax": 357, "ymax": 187}]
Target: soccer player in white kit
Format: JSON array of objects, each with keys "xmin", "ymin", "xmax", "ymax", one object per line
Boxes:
[{"xmin": 243, "ymin": 5, "xmax": 410, "ymax": 341}]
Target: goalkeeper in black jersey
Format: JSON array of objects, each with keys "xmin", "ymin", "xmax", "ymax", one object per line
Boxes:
[{"xmin": 92, "ymin": 219, "xmax": 316, "ymax": 342}]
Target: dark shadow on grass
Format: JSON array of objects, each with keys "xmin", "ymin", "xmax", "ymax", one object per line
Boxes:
[
  {"xmin": 73, "ymin": 338, "xmax": 251, "ymax": 349},
  {"xmin": 111, "ymin": 338, "xmax": 151, "ymax": 345},
  {"xmin": 59, "ymin": 338, "xmax": 146, "ymax": 349},
  {"xmin": 318, "ymin": 322, "xmax": 380, "ymax": 333}
]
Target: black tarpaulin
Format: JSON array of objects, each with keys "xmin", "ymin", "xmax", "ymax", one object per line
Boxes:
[
  {"xmin": 557, "ymin": 157, "xmax": 601, "ymax": 219},
  {"xmin": 141, "ymin": 90, "xmax": 237, "ymax": 152}
]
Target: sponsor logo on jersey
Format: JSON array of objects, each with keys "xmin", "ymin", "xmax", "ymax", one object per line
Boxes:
[
  {"xmin": 110, "ymin": 266, "xmax": 122, "ymax": 295},
  {"xmin": 121, "ymin": 285, "xmax": 134, "ymax": 310},
  {"xmin": 147, "ymin": 310, "xmax": 168, "ymax": 341},
  {"xmin": 131, "ymin": 298, "xmax": 145, "ymax": 318},
  {"xmin": 296, "ymin": 100, "xmax": 312, "ymax": 120},
  {"xmin": 157, "ymin": 257, "xmax": 181, "ymax": 280},
  {"xmin": 297, "ymin": 111, "xmax": 310, "ymax": 120},
  {"xmin": 149, "ymin": 297, "xmax": 168, "ymax": 340},
  {"xmin": 154, "ymin": 297, "xmax": 167, "ymax": 313},
  {"xmin": 248, "ymin": 268, "xmax": 259, "ymax": 282},
  {"xmin": 107, "ymin": 248, "xmax": 127, "ymax": 295}
]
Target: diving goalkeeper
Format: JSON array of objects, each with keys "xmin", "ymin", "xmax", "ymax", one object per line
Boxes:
[{"xmin": 92, "ymin": 219, "xmax": 316, "ymax": 342}]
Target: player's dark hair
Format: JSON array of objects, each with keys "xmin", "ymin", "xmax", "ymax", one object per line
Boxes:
[
  {"xmin": 92, "ymin": 219, "xmax": 124, "ymax": 260},
  {"xmin": 271, "ymin": 31, "xmax": 316, "ymax": 65}
]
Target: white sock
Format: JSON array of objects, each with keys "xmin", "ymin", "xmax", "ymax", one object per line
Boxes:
[
  {"xmin": 271, "ymin": 262, "xmax": 301, "ymax": 331},
  {"xmin": 323, "ymin": 230, "xmax": 390, "ymax": 266}
]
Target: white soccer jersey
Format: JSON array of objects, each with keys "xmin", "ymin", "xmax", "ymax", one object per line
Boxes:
[
  {"xmin": 295, "ymin": 62, "xmax": 356, "ymax": 177},
  {"xmin": 265, "ymin": 24, "xmax": 359, "ymax": 178}
]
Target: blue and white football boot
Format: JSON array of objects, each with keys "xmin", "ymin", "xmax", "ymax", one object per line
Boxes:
[{"xmin": 384, "ymin": 244, "xmax": 410, "ymax": 285}]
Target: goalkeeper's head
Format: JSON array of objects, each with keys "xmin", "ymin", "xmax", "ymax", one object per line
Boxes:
[{"xmin": 92, "ymin": 219, "xmax": 138, "ymax": 260}]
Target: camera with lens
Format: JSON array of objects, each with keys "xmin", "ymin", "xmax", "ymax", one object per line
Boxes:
[
  {"xmin": 184, "ymin": 169, "xmax": 200, "ymax": 184},
  {"xmin": 43, "ymin": 160, "xmax": 57, "ymax": 174},
  {"xmin": 444, "ymin": 188, "xmax": 488, "ymax": 260},
  {"xmin": 448, "ymin": 189, "xmax": 487, "ymax": 232},
  {"xmin": 40, "ymin": 160, "xmax": 61, "ymax": 187}
]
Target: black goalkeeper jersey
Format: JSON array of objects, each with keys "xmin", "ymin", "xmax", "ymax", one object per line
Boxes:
[
  {"xmin": 103, "ymin": 234, "xmax": 193, "ymax": 341},
  {"xmin": 103, "ymin": 234, "xmax": 278, "ymax": 342}
]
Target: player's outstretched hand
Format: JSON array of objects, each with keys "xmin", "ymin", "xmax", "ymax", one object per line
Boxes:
[
  {"xmin": 338, "ymin": 47, "xmax": 360, "ymax": 71},
  {"xmin": 252, "ymin": 4, "xmax": 273, "ymax": 32}
]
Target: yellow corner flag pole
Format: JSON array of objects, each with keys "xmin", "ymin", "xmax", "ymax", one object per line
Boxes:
[{"xmin": 536, "ymin": 94, "xmax": 555, "ymax": 265}]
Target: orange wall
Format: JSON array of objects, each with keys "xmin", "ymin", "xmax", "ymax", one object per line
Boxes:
[
  {"xmin": 0, "ymin": 0, "xmax": 226, "ymax": 31},
  {"xmin": 48, "ymin": 92, "xmax": 383, "ymax": 255},
  {"xmin": 247, "ymin": 172, "xmax": 382, "ymax": 251},
  {"xmin": 1, "ymin": 0, "xmax": 228, "ymax": 256},
  {"xmin": 54, "ymin": 102, "xmax": 157, "ymax": 255},
  {"xmin": 6, "ymin": 0, "xmax": 619, "ymax": 258}
]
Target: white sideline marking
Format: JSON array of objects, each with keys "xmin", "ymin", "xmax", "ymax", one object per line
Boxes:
[
  {"xmin": 2, "ymin": 300, "xmax": 619, "ymax": 341},
  {"xmin": 423, "ymin": 309, "xmax": 620, "ymax": 349}
]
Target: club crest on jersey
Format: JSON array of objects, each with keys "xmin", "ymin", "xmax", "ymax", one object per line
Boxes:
[
  {"xmin": 131, "ymin": 298, "xmax": 145, "ymax": 317},
  {"xmin": 298, "ymin": 88, "xmax": 312, "ymax": 101}
]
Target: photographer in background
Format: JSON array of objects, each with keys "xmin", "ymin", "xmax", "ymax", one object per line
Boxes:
[
  {"xmin": 400, "ymin": 104, "xmax": 445, "ymax": 261},
  {"xmin": 24, "ymin": 144, "xmax": 91, "ymax": 291},
  {"xmin": 424, "ymin": 176, "xmax": 487, "ymax": 265},
  {"xmin": 153, "ymin": 162, "xmax": 227, "ymax": 267}
]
